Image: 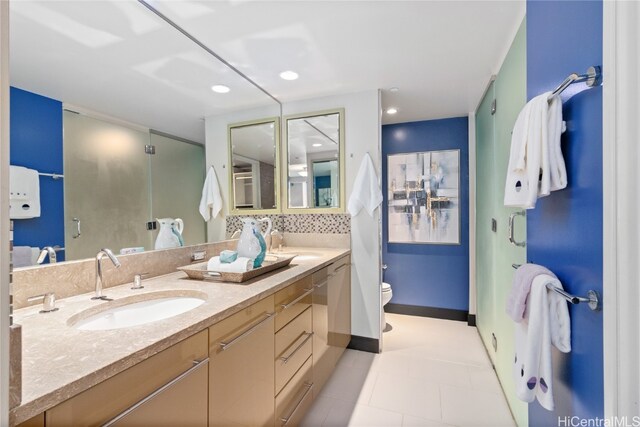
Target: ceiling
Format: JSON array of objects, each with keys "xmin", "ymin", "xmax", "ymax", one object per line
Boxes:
[
  {"xmin": 151, "ymin": 0, "xmax": 526, "ymax": 124},
  {"xmin": 10, "ymin": 0, "xmax": 525, "ymax": 143}
]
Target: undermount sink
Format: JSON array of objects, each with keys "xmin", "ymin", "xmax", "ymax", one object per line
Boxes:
[{"xmin": 68, "ymin": 291, "xmax": 207, "ymax": 331}]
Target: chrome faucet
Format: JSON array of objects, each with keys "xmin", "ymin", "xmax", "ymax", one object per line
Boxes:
[
  {"xmin": 36, "ymin": 246, "xmax": 57, "ymax": 264},
  {"xmin": 92, "ymin": 248, "xmax": 121, "ymax": 300}
]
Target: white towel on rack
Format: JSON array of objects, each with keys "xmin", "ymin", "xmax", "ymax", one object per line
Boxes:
[
  {"xmin": 513, "ymin": 274, "xmax": 571, "ymax": 411},
  {"xmin": 9, "ymin": 165, "xmax": 41, "ymax": 219},
  {"xmin": 199, "ymin": 166, "xmax": 223, "ymax": 222},
  {"xmin": 348, "ymin": 153, "xmax": 383, "ymax": 217},
  {"xmin": 547, "ymin": 96, "xmax": 567, "ymax": 192},
  {"xmin": 504, "ymin": 92, "xmax": 566, "ymax": 209}
]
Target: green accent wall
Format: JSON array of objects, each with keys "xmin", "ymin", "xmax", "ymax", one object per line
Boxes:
[{"xmin": 475, "ymin": 19, "xmax": 527, "ymax": 427}]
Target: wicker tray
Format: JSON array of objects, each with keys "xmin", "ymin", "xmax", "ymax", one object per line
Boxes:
[{"xmin": 177, "ymin": 254, "xmax": 296, "ymax": 283}]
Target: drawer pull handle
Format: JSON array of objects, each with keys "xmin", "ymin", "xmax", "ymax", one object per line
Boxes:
[
  {"xmin": 219, "ymin": 312, "xmax": 275, "ymax": 351},
  {"xmin": 102, "ymin": 358, "xmax": 209, "ymax": 426},
  {"xmin": 279, "ymin": 332, "xmax": 314, "ymax": 364},
  {"xmin": 280, "ymin": 288, "xmax": 314, "ymax": 310},
  {"xmin": 280, "ymin": 382, "xmax": 314, "ymax": 425},
  {"xmin": 329, "ymin": 263, "xmax": 350, "ymax": 277},
  {"xmin": 315, "ymin": 279, "xmax": 328, "ymax": 289}
]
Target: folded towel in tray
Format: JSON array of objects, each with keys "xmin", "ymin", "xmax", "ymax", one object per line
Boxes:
[{"xmin": 207, "ymin": 256, "xmax": 254, "ymax": 273}]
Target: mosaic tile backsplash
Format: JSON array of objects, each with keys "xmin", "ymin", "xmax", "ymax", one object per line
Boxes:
[{"xmin": 226, "ymin": 214, "xmax": 351, "ymax": 236}]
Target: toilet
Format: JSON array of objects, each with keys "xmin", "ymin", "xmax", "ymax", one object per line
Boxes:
[{"xmin": 382, "ymin": 282, "xmax": 393, "ymax": 329}]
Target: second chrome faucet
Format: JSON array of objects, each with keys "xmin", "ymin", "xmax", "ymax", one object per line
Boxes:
[{"xmin": 92, "ymin": 248, "xmax": 121, "ymax": 301}]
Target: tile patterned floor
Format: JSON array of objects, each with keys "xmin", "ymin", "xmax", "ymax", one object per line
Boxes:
[{"xmin": 301, "ymin": 313, "xmax": 516, "ymax": 427}]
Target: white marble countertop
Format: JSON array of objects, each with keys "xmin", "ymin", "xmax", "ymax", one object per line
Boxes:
[{"xmin": 10, "ymin": 247, "xmax": 350, "ymax": 425}]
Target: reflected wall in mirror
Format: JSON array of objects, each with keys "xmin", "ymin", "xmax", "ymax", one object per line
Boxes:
[
  {"xmin": 284, "ymin": 109, "xmax": 345, "ymax": 212},
  {"xmin": 228, "ymin": 118, "xmax": 280, "ymax": 213},
  {"xmin": 9, "ymin": 1, "xmax": 280, "ymax": 266}
]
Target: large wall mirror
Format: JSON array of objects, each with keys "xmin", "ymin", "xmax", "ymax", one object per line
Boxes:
[
  {"xmin": 9, "ymin": 1, "xmax": 280, "ymax": 266},
  {"xmin": 284, "ymin": 109, "xmax": 345, "ymax": 212},
  {"xmin": 228, "ymin": 118, "xmax": 280, "ymax": 214}
]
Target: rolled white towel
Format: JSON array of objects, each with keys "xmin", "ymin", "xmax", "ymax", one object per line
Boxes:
[{"xmin": 207, "ymin": 256, "xmax": 254, "ymax": 273}]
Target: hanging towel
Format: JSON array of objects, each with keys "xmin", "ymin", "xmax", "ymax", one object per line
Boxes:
[
  {"xmin": 348, "ymin": 153, "xmax": 383, "ymax": 217},
  {"xmin": 9, "ymin": 166, "xmax": 41, "ymax": 219},
  {"xmin": 547, "ymin": 96, "xmax": 567, "ymax": 192},
  {"xmin": 199, "ymin": 166, "xmax": 222, "ymax": 222},
  {"xmin": 504, "ymin": 92, "xmax": 566, "ymax": 209},
  {"xmin": 506, "ymin": 263, "xmax": 557, "ymax": 322},
  {"xmin": 513, "ymin": 274, "xmax": 571, "ymax": 411}
]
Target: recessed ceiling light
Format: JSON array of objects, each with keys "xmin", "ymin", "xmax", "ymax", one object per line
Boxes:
[
  {"xmin": 211, "ymin": 85, "xmax": 230, "ymax": 93},
  {"xmin": 389, "ymin": 87, "xmax": 399, "ymax": 92},
  {"xmin": 312, "ymin": 143, "xmax": 322, "ymax": 147},
  {"xmin": 386, "ymin": 107, "xmax": 398, "ymax": 115},
  {"xmin": 280, "ymin": 70, "xmax": 299, "ymax": 81}
]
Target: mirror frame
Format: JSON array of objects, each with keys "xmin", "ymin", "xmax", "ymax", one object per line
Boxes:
[
  {"xmin": 282, "ymin": 108, "xmax": 346, "ymax": 214},
  {"xmin": 227, "ymin": 117, "xmax": 281, "ymax": 215}
]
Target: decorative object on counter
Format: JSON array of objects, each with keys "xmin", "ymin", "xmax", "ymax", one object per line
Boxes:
[
  {"xmin": 199, "ymin": 166, "xmax": 223, "ymax": 221},
  {"xmin": 219, "ymin": 250, "xmax": 238, "ymax": 263},
  {"xmin": 348, "ymin": 153, "xmax": 383, "ymax": 217},
  {"xmin": 269, "ymin": 229, "xmax": 284, "ymax": 252},
  {"xmin": 207, "ymin": 256, "xmax": 254, "ymax": 273},
  {"xmin": 236, "ymin": 217, "xmax": 272, "ymax": 268},
  {"xmin": 9, "ymin": 165, "xmax": 41, "ymax": 219},
  {"xmin": 154, "ymin": 218, "xmax": 184, "ymax": 250},
  {"xmin": 178, "ymin": 254, "xmax": 296, "ymax": 283},
  {"xmin": 388, "ymin": 149, "xmax": 460, "ymax": 244}
]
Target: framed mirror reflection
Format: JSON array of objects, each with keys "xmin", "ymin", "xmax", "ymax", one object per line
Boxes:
[
  {"xmin": 8, "ymin": 1, "xmax": 281, "ymax": 266},
  {"xmin": 283, "ymin": 109, "xmax": 345, "ymax": 213},
  {"xmin": 228, "ymin": 118, "xmax": 280, "ymax": 214}
]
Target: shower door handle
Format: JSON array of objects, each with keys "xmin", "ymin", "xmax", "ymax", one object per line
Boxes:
[
  {"xmin": 508, "ymin": 211, "xmax": 525, "ymax": 247},
  {"xmin": 72, "ymin": 217, "xmax": 81, "ymax": 239}
]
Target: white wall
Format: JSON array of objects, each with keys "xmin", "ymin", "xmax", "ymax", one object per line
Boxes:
[
  {"xmin": 283, "ymin": 90, "xmax": 382, "ymax": 341},
  {"xmin": 205, "ymin": 89, "xmax": 382, "ymax": 341}
]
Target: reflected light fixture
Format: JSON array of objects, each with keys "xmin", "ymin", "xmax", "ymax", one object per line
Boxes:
[
  {"xmin": 211, "ymin": 84, "xmax": 230, "ymax": 93},
  {"xmin": 312, "ymin": 143, "xmax": 322, "ymax": 147},
  {"xmin": 386, "ymin": 107, "xmax": 398, "ymax": 115},
  {"xmin": 280, "ymin": 70, "xmax": 299, "ymax": 81}
]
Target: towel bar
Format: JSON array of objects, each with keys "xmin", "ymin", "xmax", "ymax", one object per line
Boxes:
[
  {"xmin": 547, "ymin": 66, "xmax": 602, "ymax": 103},
  {"xmin": 511, "ymin": 263, "xmax": 601, "ymax": 311}
]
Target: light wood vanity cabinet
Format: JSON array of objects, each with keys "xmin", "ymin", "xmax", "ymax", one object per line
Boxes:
[
  {"xmin": 313, "ymin": 255, "xmax": 351, "ymax": 395},
  {"xmin": 274, "ymin": 277, "xmax": 315, "ymax": 427},
  {"xmin": 209, "ymin": 295, "xmax": 276, "ymax": 427},
  {"xmin": 22, "ymin": 254, "xmax": 352, "ymax": 427},
  {"xmin": 45, "ymin": 329, "xmax": 208, "ymax": 427}
]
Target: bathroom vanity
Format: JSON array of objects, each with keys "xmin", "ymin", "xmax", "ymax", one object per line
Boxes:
[{"xmin": 11, "ymin": 248, "xmax": 350, "ymax": 427}]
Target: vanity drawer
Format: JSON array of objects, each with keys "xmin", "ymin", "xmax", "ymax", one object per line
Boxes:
[
  {"xmin": 209, "ymin": 295, "xmax": 275, "ymax": 427},
  {"xmin": 275, "ymin": 307, "xmax": 313, "ymax": 394},
  {"xmin": 46, "ymin": 329, "xmax": 208, "ymax": 427},
  {"xmin": 275, "ymin": 356, "xmax": 313, "ymax": 427},
  {"xmin": 274, "ymin": 276, "xmax": 313, "ymax": 331}
]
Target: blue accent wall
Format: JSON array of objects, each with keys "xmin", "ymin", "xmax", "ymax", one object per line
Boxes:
[
  {"xmin": 527, "ymin": 1, "xmax": 603, "ymax": 424},
  {"xmin": 10, "ymin": 87, "xmax": 65, "ymax": 261},
  {"xmin": 382, "ymin": 117, "xmax": 469, "ymax": 311}
]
